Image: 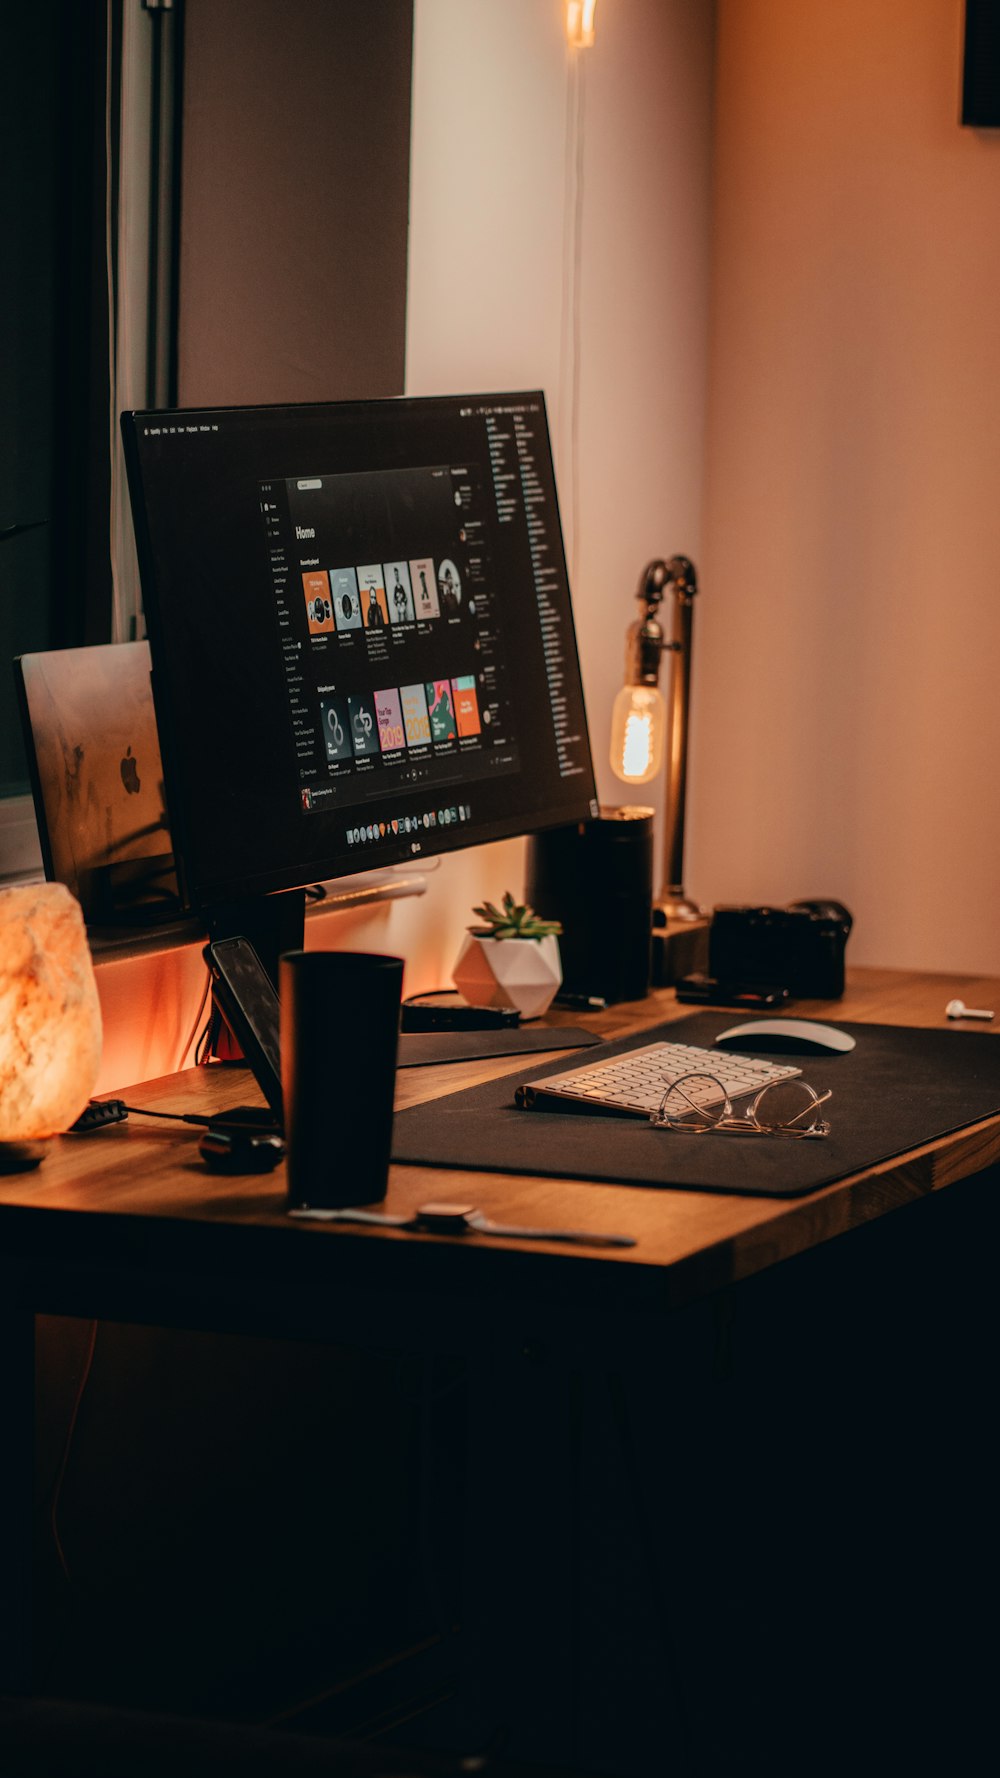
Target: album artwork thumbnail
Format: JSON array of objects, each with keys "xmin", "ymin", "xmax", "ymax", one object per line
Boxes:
[
  {"xmin": 330, "ymin": 567, "xmax": 362, "ymax": 632},
  {"xmin": 400, "ymin": 682, "xmax": 431, "ymax": 747},
  {"xmin": 375, "ymin": 687, "xmax": 406, "ymax": 753},
  {"xmin": 302, "ymin": 570, "xmax": 334, "ymax": 635},
  {"xmin": 357, "ymin": 564, "xmax": 389, "ymax": 628},
  {"xmin": 347, "ymin": 691, "xmax": 380, "ymax": 757},
  {"xmin": 426, "ymin": 679, "xmax": 457, "ymax": 741},
  {"xmin": 320, "ymin": 694, "xmax": 353, "ymax": 762},
  {"xmin": 410, "ymin": 557, "xmax": 439, "ymax": 619},
  {"xmin": 437, "ymin": 558, "xmax": 462, "ymax": 614},
  {"xmin": 385, "ymin": 561, "xmax": 415, "ymax": 624},
  {"xmin": 452, "ymin": 675, "xmax": 482, "ymax": 737}
]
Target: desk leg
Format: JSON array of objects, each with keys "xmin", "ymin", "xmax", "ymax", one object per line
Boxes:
[
  {"xmin": 0, "ymin": 1304, "xmax": 34, "ymax": 1692},
  {"xmin": 460, "ymin": 1340, "xmax": 581, "ymax": 1766},
  {"xmin": 460, "ymin": 1340, "xmax": 704, "ymax": 1776},
  {"xmin": 458, "ymin": 1315, "xmax": 733, "ymax": 1778}
]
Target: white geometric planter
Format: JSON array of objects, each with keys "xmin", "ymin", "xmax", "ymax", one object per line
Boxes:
[{"xmin": 452, "ymin": 932, "xmax": 562, "ymax": 1020}]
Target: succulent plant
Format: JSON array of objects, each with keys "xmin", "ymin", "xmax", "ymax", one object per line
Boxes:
[{"xmin": 469, "ymin": 891, "xmax": 562, "ymax": 941}]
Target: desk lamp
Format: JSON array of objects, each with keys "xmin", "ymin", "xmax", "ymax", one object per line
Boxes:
[
  {"xmin": 610, "ymin": 556, "xmax": 708, "ymax": 979},
  {"xmin": 0, "ymin": 883, "xmax": 102, "ymax": 1170}
]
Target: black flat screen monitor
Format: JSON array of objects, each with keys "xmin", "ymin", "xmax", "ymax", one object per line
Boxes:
[{"xmin": 121, "ymin": 393, "xmax": 597, "ymax": 917}]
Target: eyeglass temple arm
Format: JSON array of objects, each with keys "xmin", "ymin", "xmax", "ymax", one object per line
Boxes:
[{"xmin": 779, "ymin": 1087, "xmax": 832, "ymax": 1128}]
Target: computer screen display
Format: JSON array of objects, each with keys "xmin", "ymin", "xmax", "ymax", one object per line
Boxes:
[{"xmin": 122, "ymin": 392, "xmax": 597, "ymax": 911}]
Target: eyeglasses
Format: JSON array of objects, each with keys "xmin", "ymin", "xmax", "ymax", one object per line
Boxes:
[{"xmin": 651, "ymin": 1072, "xmax": 832, "ymax": 1138}]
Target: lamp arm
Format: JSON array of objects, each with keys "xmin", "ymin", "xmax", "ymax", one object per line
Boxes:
[
  {"xmin": 661, "ymin": 585, "xmax": 696, "ymax": 914},
  {"xmin": 662, "ymin": 555, "xmax": 698, "ymax": 600},
  {"xmin": 636, "ymin": 554, "xmax": 698, "ymax": 609},
  {"xmin": 646, "ymin": 555, "xmax": 700, "ymax": 923},
  {"xmin": 613, "ymin": 553, "xmax": 703, "ymax": 924},
  {"xmin": 629, "ymin": 558, "xmax": 692, "ymax": 684}
]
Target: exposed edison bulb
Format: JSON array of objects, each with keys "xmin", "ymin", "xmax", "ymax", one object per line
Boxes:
[
  {"xmin": 566, "ymin": 0, "xmax": 598, "ymax": 49},
  {"xmin": 609, "ymin": 683, "xmax": 666, "ymax": 785}
]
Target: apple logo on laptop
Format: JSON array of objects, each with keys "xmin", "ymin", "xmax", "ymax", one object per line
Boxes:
[{"xmin": 120, "ymin": 746, "xmax": 140, "ymax": 795}]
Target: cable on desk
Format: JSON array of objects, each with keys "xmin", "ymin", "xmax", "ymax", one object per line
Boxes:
[
  {"xmin": 194, "ymin": 1010, "xmax": 214, "ymax": 1066},
  {"xmin": 71, "ymin": 1102, "xmax": 282, "ymax": 1134},
  {"xmin": 123, "ymin": 1104, "xmax": 213, "ymax": 1124},
  {"xmin": 179, "ymin": 959, "xmax": 213, "ymax": 1069},
  {"xmin": 71, "ymin": 1101, "xmax": 206, "ymax": 1132}
]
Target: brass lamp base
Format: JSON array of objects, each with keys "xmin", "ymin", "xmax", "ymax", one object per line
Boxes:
[
  {"xmin": 651, "ymin": 916, "xmax": 710, "ymax": 987},
  {"xmin": 653, "ymin": 892, "xmax": 704, "ymax": 926}
]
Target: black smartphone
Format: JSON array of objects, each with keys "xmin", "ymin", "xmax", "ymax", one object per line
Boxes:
[
  {"xmin": 204, "ymin": 937, "xmax": 284, "ymax": 1122},
  {"xmin": 674, "ymin": 973, "xmax": 791, "ymax": 1009}
]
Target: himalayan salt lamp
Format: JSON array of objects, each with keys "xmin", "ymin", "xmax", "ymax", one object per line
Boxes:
[{"xmin": 0, "ymin": 881, "xmax": 102, "ymax": 1166}]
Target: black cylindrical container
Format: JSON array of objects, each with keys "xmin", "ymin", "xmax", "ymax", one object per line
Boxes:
[
  {"xmin": 280, "ymin": 949, "xmax": 404, "ymax": 1209},
  {"xmin": 525, "ymin": 805, "xmax": 654, "ymax": 1004}
]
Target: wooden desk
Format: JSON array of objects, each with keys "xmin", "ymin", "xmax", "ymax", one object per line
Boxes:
[
  {"xmin": 2, "ymin": 967, "xmax": 998, "ymax": 1773},
  {"xmin": 4, "ymin": 966, "xmax": 999, "ymax": 1298}
]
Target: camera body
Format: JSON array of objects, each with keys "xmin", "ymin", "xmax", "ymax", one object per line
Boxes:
[{"xmin": 708, "ymin": 900, "xmax": 853, "ymax": 999}]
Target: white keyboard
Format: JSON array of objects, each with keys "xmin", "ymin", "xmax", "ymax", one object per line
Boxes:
[{"xmin": 515, "ymin": 1040, "xmax": 801, "ymax": 1119}]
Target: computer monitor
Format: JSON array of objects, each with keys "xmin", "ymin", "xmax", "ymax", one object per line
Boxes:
[{"xmin": 121, "ymin": 392, "xmax": 597, "ymax": 959}]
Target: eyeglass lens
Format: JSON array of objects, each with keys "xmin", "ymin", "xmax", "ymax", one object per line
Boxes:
[
  {"xmin": 750, "ymin": 1078, "xmax": 824, "ymax": 1131},
  {"xmin": 657, "ymin": 1073, "xmax": 732, "ymax": 1131},
  {"xmin": 655, "ymin": 1072, "xmax": 830, "ymax": 1136}
]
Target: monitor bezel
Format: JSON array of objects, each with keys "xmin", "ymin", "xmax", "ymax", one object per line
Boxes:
[{"xmin": 122, "ymin": 390, "xmax": 598, "ymax": 913}]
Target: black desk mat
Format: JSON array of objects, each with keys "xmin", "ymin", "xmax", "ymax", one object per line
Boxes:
[{"xmin": 390, "ymin": 1012, "xmax": 1000, "ymax": 1197}]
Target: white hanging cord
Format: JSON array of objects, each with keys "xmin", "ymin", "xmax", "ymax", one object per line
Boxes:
[{"xmin": 560, "ymin": 44, "xmax": 588, "ymax": 595}]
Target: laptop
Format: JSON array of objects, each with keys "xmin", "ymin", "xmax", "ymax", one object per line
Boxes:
[{"xmin": 14, "ymin": 641, "xmax": 180, "ymax": 925}]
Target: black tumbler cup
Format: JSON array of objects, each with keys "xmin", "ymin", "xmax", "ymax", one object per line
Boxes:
[{"xmin": 280, "ymin": 949, "xmax": 404, "ymax": 1209}]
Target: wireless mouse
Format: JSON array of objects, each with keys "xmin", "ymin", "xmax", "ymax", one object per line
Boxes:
[{"xmin": 714, "ymin": 1018, "xmax": 856, "ymax": 1056}]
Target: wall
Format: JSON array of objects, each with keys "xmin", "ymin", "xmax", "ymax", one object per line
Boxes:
[
  {"xmin": 406, "ymin": 0, "xmax": 716, "ymax": 824},
  {"xmin": 691, "ymin": 0, "xmax": 1000, "ymax": 973},
  {"xmin": 177, "ymin": 0, "xmax": 412, "ymax": 405}
]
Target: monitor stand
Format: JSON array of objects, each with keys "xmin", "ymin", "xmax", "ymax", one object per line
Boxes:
[
  {"xmin": 203, "ymin": 888, "xmax": 306, "ymax": 1060},
  {"xmin": 88, "ymin": 854, "xmax": 182, "ymax": 928}
]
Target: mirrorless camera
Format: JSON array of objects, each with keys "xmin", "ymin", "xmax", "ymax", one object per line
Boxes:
[{"xmin": 708, "ymin": 900, "xmax": 853, "ymax": 999}]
